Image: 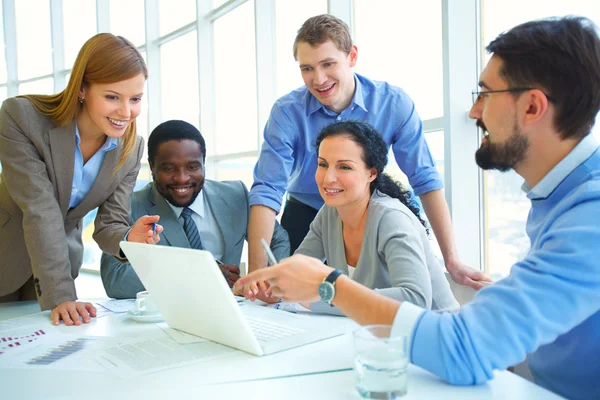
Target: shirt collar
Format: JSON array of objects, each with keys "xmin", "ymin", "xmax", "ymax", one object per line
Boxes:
[
  {"xmin": 167, "ymin": 189, "xmax": 205, "ymax": 219},
  {"xmin": 523, "ymin": 133, "xmax": 600, "ymax": 199},
  {"xmin": 305, "ymin": 74, "xmax": 367, "ymax": 116},
  {"xmin": 74, "ymin": 123, "xmax": 119, "ymax": 152}
]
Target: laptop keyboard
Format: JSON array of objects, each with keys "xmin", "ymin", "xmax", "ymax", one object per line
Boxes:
[{"xmin": 245, "ymin": 316, "xmax": 307, "ymax": 343}]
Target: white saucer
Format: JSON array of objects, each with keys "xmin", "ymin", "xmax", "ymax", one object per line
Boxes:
[{"xmin": 126, "ymin": 309, "xmax": 164, "ymax": 323}]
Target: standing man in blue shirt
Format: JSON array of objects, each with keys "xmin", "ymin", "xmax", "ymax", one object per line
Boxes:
[
  {"xmin": 236, "ymin": 16, "xmax": 600, "ymax": 400},
  {"xmin": 247, "ymin": 14, "xmax": 488, "ymax": 290}
]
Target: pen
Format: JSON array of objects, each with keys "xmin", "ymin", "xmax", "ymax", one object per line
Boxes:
[
  {"xmin": 152, "ymin": 222, "xmax": 157, "ymax": 236},
  {"xmin": 215, "ymin": 259, "xmax": 224, "ymax": 265},
  {"xmin": 260, "ymin": 238, "xmax": 278, "ymax": 266}
]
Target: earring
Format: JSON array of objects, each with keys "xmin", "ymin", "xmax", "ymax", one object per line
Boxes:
[{"xmin": 78, "ymin": 97, "xmax": 83, "ymax": 105}]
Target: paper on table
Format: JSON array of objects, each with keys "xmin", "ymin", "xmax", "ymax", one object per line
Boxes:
[
  {"xmin": 94, "ymin": 335, "xmax": 238, "ymax": 379},
  {"xmin": 0, "ymin": 312, "xmax": 51, "ymax": 333},
  {"xmin": 96, "ymin": 299, "xmax": 135, "ymax": 313},
  {"xmin": 156, "ymin": 322, "xmax": 207, "ymax": 344},
  {"xmin": 265, "ymin": 303, "xmax": 311, "ymax": 314},
  {"xmin": 0, "ymin": 328, "xmax": 107, "ymax": 372}
]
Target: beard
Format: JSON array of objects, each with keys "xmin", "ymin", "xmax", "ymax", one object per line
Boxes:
[{"xmin": 475, "ymin": 119, "xmax": 529, "ymax": 171}]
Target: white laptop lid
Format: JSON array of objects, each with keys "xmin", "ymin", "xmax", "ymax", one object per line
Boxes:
[{"xmin": 119, "ymin": 242, "xmax": 264, "ymax": 355}]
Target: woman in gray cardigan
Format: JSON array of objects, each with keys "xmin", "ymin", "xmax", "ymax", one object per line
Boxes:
[{"xmin": 296, "ymin": 120, "xmax": 459, "ymax": 314}]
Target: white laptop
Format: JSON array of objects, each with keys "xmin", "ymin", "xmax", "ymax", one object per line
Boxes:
[{"xmin": 119, "ymin": 242, "xmax": 351, "ymax": 356}]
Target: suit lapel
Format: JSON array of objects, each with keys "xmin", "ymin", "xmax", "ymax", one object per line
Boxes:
[
  {"xmin": 203, "ymin": 181, "xmax": 235, "ymax": 255},
  {"xmin": 147, "ymin": 184, "xmax": 190, "ymax": 248},
  {"xmin": 47, "ymin": 123, "xmax": 76, "ymax": 218}
]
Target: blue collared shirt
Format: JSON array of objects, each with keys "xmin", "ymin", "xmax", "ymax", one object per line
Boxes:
[
  {"xmin": 248, "ymin": 73, "xmax": 443, "ymax": 212},
  {"xmin": 394, "ymin": 133, "xmax": 600, "ymax": 399},
  {"xmin": 68, "ymin": 125, "xmax": 118, "ymax": 209}
]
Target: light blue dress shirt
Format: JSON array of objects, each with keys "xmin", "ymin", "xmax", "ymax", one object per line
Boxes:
[
  {"xmin": 248, "ymin": 73, "xmax": 443, "ymax": 212},
  {"xmin": 166, "ymin": 190, "xmax": 225, "ymax": 261},
  {"xmin": 394, "ymin": 133, "xmax": 600, "ymax": 399},
  {"xmin": 68, "ymin": 125, "xmax": 118, "ymax": 209}
]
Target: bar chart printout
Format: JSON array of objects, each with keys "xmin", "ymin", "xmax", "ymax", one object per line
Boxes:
[
  {"xmin": 0, "ymin": 329, "xmax": 46, "ymax": 355},
  {"xmin": 26, "ymin": 337, "xmax": 96, "ymax": 365}
]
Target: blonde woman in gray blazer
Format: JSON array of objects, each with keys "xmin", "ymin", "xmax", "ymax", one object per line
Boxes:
[
  {"xmin": 295, "ymin": 121, "xmax": 459, "ymax": 314},
  {"xmin": 0, "ymin": 34, "xmax": 162, "ymax": 325}
]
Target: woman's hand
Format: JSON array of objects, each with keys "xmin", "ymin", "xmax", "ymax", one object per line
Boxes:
[
  {"xmin": 50, "ymin": 301, "xmax": 97, "ymax": 326},
  {"xmin": 128, "ymin": 215, "xmax": 163, "ymax": 244}
]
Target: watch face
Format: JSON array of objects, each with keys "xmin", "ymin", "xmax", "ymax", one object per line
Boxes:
[{"xmin": 318, "ymin": 282, "xmax": 335, "ymax": 302}]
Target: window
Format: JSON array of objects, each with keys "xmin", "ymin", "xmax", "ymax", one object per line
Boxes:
[
  {"xmin": 215, "ymin": 156, "xmax": 258, "ymax": 192},
  {"xmin": 109, "ymin": 0, "xmax": 145, "ymax": 46},
  {"xmin": 19, "ymin": 78, "xmax": 54, "ymax": 95},
  {"xmin": 353, "ymin": 0, "xmax": 443, "ymax": 121},
  {"xmin": 481, "ymin": 0, "xmax": 600, "ymax": 278},
  {"xmin": 0, "ymin": 2, "xmax": 6, "ymax": 84},
  {"xmin": 15, "ymin": 0, "xmax": 52, "ymax": 80},
  {"xmin": 63, "ymin": 0, "xmax": 97, "ymax": 69},
  {"xmin": 274, "ymin": 0, "xmax": 328, "ymax": 97},
  {"xmin": 159, "ymin": 0, "xmax": 196, "ymax": 35},
  {"xmin": 160, "ymin": 32, "xmax": 200, "ymax": 128},
  {"xmin": 213, "ymin": 1, "xmax": 258, "ymax": 155}
]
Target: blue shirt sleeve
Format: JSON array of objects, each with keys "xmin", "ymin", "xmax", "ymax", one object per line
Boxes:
[
  {"xmin": 390, "ymin": 94, "xmax": 443, "ymax": 196},
  {"xmin": 409, "ymin": 197, "xmax": 600, "ymax": 385},
  {"xmin": 248, "ymin": 102, "xmax": 296, "ymax": 213}
]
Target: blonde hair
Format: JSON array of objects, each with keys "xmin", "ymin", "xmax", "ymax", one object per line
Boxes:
[{"xmin": 20, "ymin": 33, "xmax": 148, "ymax": 171}]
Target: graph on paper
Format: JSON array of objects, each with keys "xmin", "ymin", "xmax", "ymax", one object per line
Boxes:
[
  {"xmin": 25, "ymin": 337, "xmax": 96, "ymax": 365},
  {"xmin": 0, "ymin": 329, "xmax": 47, "ymax": 355}
]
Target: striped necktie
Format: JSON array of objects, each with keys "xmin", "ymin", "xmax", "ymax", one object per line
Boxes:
[{"xmin": 181, "ymin": 207, "xmax": 204, "ymax": 250}]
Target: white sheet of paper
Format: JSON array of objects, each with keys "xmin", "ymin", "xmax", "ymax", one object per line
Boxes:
[
  {"xmin": 0, "ymin": 328, "xmax": 106, "ymax": 372},
  {"xmin": 265, "ymin": 302, "xmax": 311, "ymax": 314},
  {"xmin": 156, "ymin": 322, "xmax": 207, "ymax": 344},
  {"xmin": 94, "ymin": 335, "xmax": 238, "ymax": 379},
  {"xmin": 96, "ymin": 299, "xmax": 135, "ymax": 313}
]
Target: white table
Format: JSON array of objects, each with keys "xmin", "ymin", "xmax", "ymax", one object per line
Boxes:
[{"xmin": 0, "ymin": 300, "xmax": 562, "ymax": 400}]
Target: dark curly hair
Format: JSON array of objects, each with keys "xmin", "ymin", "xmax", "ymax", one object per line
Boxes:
[{"xmin": 316, "ymin": 120, "xmax": 427, "ymax": 230}]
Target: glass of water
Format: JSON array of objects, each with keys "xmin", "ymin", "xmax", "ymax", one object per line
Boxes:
[{"xmin": 353, "ymin": 325, "xmax": 408, "ymax": 399}]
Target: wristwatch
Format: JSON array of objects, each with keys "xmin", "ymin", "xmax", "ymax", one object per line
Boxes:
[{"xmin": 318, "ymin": 269, "xmax": 343, "ymax": 305}]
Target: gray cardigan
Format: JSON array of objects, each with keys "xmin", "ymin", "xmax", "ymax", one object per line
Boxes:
[{"xmin": 296, "ymin": 191, "xmax": 459, "ymax": 314}]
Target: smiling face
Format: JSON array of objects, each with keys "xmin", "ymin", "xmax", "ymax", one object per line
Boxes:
[
  {"xmin": 151, "ymin": 139, "xmax": 205, "ymax": 208},
  {"xmin": 470, "ymin": 56, "xmax": 530, "ymax": 171},
  {"xmin": 77, "ymin": 73, "xmax": 145, "ymax": 141},
  {"xmin": 297, "ymin": 40, "xmax": 357, "ymax": 114},
  {"xmin": 315, "ymin": 135, "xmax": 376, "ymax": 209}
]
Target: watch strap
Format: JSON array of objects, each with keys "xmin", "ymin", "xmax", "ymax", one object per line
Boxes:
[{"xmin": 325, "ymin": 269, "xmax": 343, "ymax": 285}]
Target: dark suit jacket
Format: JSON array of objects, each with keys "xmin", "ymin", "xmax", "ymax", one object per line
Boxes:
[
  {"xmin": 100, "ymin": 180, "xmax": 290, "ymax": 298},
  {"xmin": 0, "ymin": 97, "xmax": 143, "ymax": 310}
]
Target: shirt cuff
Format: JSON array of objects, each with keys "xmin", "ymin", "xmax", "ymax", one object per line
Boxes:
[{"xmin": 391, "ymin": 302, "xmax": 426, "ymax": 353}]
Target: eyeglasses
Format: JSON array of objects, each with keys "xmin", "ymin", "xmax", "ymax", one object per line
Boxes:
[{"xmin": 471, "ymin": 88, "xmax": 554, "ymax": 104}]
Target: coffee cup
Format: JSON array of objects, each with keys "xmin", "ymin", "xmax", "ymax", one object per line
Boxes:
[{"xmin": 134, "ymin": 291, "xmax": 160, "ymax": 315}]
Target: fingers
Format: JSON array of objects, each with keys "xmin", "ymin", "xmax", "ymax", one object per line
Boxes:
[
  {"xmin": 258, "ymin": 279, "xmax": 269, "ymax": 293},
  {"xmin": 59, "ymin": 307, "xmax": 74, "ymax": 326},
  {"xmin": 226, "ymin": 265, "xmax": 241, "ymax": 274},
  {"xmin": 68, "ymin": 307, "xmax": 82, "ymax": 326},
  {"xmin": 50, "ymin": 309, "xmax": 60, "ymax": 326},
  {"xmin": 51, "ymin": 302, "xmax": 97, "ymax": 326},
  {"xmin": 85, "ymin": 302, "xmax": 97, "ymax": 317},
  {"xmin": 76, "ymin": 303, "xmax": 91, "ymax": 323},
  {"xmin": 137, "ymin": 214, "xmax": 160, "ymax": 224},
  {"xmin": 145, "ymin": 224, "xmax": 163, "ymax": 244}
]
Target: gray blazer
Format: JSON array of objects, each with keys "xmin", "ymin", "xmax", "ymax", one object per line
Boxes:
[
  {"xmin": 296, "ymin": 190, "xmax": 459, "ymax": 314},
  {"xmin": 0, "ymin": 97, "xmax": 143, "ymax": 310},
  {"xmin": 100, "ymin": 180, "xmax": 290, "ymax": 298}
]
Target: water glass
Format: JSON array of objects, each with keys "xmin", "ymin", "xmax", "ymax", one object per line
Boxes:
[{"xmin": 353, "ymin": 325, "xmax": 408, "ymax": 399}]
